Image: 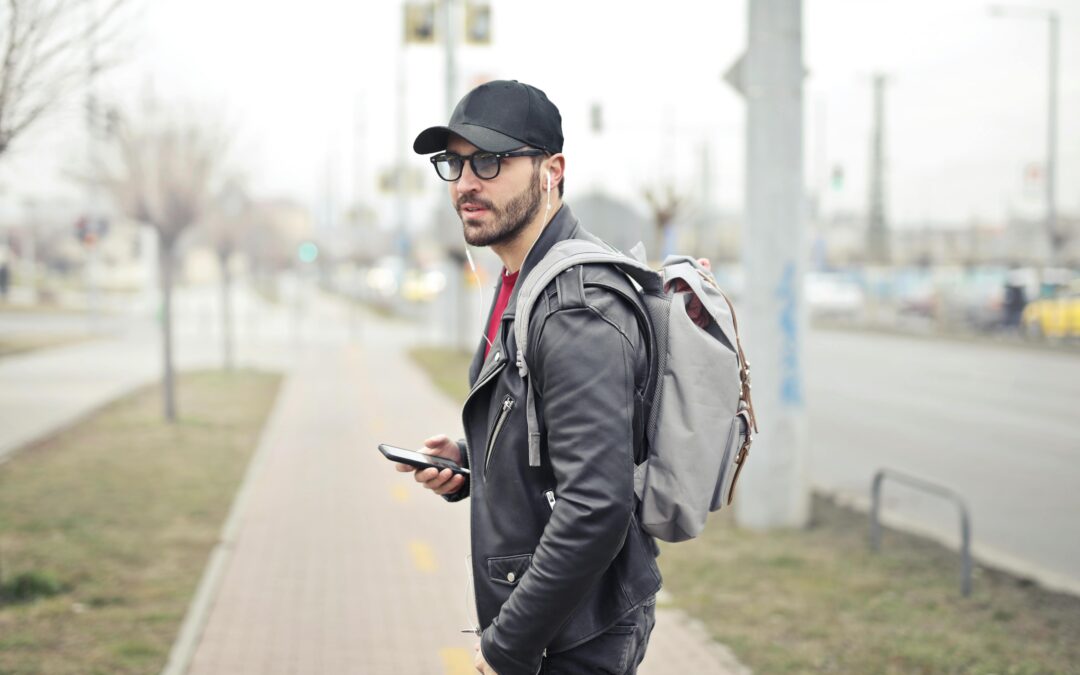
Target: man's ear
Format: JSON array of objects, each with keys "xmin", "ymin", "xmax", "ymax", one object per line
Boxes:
[{"xmin": 544, "ymin": 153, "xmax": 565, "ymax": 190}]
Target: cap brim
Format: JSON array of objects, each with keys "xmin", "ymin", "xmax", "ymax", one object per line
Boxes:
[{"xmin": 412, "ymin": 123, "xmax": 526, "ymax": 154}]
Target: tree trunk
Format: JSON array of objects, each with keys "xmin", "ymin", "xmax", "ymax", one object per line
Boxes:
[
  {"xmin": 219, "ymin": 250, "xmax": 234, "ymax": 371},
  {"xmin": 160, "ymin": 242, "xmax": 177, "ymax": 422}
]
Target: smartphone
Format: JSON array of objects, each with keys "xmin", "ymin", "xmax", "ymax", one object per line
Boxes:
[{"xmin": 378, "ymin": 444, "xmax": 470, "ymax": 476}]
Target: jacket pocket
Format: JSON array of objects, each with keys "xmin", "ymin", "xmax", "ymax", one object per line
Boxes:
[
  {"xmin": 484, "ymin": 395, "xmax": 515, "ymax": 477},
  {"xmin": 487, "ymin": 553, "xmax": 532, "ymax": 588}
]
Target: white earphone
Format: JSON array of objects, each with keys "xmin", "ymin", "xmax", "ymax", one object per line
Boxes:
[{"xmin": 547, "ymin": 171, "xmax": 552, "ymax": 193}]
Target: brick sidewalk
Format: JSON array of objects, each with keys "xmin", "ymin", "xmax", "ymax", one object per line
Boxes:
[{"xmin": 172, "ymin": 340, "xmax": 748, "ymax": 674}]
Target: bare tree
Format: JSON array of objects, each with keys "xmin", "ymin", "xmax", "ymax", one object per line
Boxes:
[
  {"xmin": 203, "ymin": 177, "xmax": 251, "ymax": 372},
  {"xmin": 99, "ymin": 101, "xmax": 231, "ymax": 421},
  {"xmin": 0, "ymin": 0, "xmax": 127, "ymax": 159},
  {"xmin": 642, "ymin": 184, "xmax": 688, "ymax": 260}
]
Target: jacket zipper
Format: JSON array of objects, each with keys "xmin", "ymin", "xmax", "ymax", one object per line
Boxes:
[
  {"xmin": 544, "ymin": 490, "xmax": 556, "ymax": 510},
  {"xmin": 464, "ymin": 350, "xmax": 506, "ymax": 408},
  {"xmin": 484, "ymin": 395, "xmax": 515, "ymax": 476}
]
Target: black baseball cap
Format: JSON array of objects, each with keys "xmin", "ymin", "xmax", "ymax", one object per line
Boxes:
[{"xmin": 413, "ymin": 80, "xmax": 563, "ymax": 155}]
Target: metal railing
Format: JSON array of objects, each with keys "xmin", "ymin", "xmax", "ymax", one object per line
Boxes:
[{"xmin": 870, "ymin": 468, "xmax": 974, "ymax": 597}]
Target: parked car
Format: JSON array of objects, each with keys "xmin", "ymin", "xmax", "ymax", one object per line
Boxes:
[
  {"xmin": 1022, "ymin": 281, "xmax": 1080, "ymax": 339},
  {"xmin": 805, "ymin": 272, "xmax": 865, "ymax": 319}
]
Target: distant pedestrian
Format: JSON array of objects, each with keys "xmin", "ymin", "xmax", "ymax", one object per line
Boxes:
[
  {"xmin": 1003, "ymin": 269, "xmax": 1028, "ymax": 330},
  {"xmin": 394, "ymin": 80, "xmax": 660, "ymax": 675}
]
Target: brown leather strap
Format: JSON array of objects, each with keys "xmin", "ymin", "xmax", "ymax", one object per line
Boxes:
[{"xmin": 701, "ymin": 271, "xmax": 758, "ymax": 434}]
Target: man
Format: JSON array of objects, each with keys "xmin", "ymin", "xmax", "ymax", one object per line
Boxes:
[{"xmin": 397, "ymin": 80, "xmax": 662, "ymax": 675}]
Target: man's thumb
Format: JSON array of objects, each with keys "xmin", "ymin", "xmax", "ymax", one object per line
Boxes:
[{"xmin": 424, "ymin": 434, "xmax": 449, "ymax": 448}]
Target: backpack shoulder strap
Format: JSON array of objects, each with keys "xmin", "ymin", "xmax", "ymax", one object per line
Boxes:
[{"xmin": 513, "ymin": 239, "xmax": 661, "ymax": 466}]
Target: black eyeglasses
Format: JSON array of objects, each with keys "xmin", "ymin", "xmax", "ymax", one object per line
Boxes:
[{"xmin": 430, "ymin": 149, "xmax": 545, "ymax": 181}]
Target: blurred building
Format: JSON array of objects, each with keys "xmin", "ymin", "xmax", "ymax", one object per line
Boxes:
[
  {"xmin": 572, "ymin": 191, "xmax": 650, "ymax": 254},
  {"xmin": 811, "ymin": 211, "xmax": 1080, "ymax": 268}
]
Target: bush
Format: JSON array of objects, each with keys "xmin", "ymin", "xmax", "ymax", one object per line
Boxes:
[{"xmin": 0, "ymin": 570, "xmax": 66, "ymax": 604}]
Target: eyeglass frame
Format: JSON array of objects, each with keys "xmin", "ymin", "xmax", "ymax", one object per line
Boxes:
[{"xmin": 429, "ymin": 149, "xmax": 546, "ymax": 182}]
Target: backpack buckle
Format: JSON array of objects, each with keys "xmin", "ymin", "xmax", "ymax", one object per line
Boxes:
[{"xmin": 735, "ymin": 408, "xmax": 754, "ymax": 457}]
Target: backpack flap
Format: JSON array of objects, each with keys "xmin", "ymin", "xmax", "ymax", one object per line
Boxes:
[{"xmin": 660, "ymin": 257, "xmax": 738, "ymax": 352}]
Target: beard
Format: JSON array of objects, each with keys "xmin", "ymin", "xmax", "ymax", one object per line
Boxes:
[{"xmin": 456, "ymin": 170, "xmax": 543, "ymax": 248}]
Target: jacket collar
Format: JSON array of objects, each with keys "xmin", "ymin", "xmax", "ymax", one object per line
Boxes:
[
  {"xmin": 466, "ymin": 203, "xmax": 581, "ymax": 385},
  {"xmin": 500, "ymin": 202, "xmax": 580, "ymax": 322}
]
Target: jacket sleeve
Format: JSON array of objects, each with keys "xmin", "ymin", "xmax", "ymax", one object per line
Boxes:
[
  {"xmin": 481, "ymin": 290, "xmax": 641, "ymax": 675},
  {"xmin": 442, "ymin": 438, "xmax": 470, "ymax": 503}
]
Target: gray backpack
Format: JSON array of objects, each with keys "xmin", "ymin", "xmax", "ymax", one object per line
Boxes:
[{"xmin": 514, "ymin": 238, "xmax": 758, "ymax": 543}]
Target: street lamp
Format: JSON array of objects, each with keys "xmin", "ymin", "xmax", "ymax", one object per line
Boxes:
[{"xmin": 989, "ymin": 5, "xmax": 1061, "ymax": 262}]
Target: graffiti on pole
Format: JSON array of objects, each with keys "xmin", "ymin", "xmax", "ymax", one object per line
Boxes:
[{"xmin": 776, "ymin": 261, "xmax": 803, "ymax": 407}]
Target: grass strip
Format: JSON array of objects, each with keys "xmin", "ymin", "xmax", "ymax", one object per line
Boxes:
[
  {"xmin": 0, "ymin": 335, "xmax": 96, "ymax": 359},
  {"xmin": 408, "ymin": 345, "xmax": 1080, "ymax": 675},
  {"xmin": 0, "ymin": 370, "xmax": 282, "ymax": 675},
  {"xmin": 408, "ymin": 346, "xmax": 473, "ymax": 402},
  {"xmin": 660, "ymin": 496, "xmax": 1079, "ymax": 674}
]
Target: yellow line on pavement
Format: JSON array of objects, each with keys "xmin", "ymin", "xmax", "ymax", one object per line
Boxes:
[
  {"xmin": 391, "ymin": 483, "xmax": 410, "ymax": 503},
  {"xmin": 409, "ymin": 540, "xmax": 437, "ymax": 573},
  {"xmin": 439, "ymin": 647, "xmax": 473, "ymax": 675}
]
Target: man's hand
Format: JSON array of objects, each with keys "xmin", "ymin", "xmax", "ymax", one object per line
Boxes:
[
  {"xmin": 394, "ymin": 434, "xmax": 466, "ymax": 496},
  {"xmin": 474, "ymin": 643, "xmax": 499, "ymax": 675},
  {"xmin": 667, "ymin": 257, "xmax": 713, "ymax": 329}
]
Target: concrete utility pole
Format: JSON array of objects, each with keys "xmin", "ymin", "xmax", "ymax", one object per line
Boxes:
[
  {"xmin": 444, "ymin": 0, "xmax": 458, "ymax": 117},
  {"xmin": 990, "ymin": 6, "xmax": 1061, "ymax": 262},
  {"xmin": 725, "ymin": 0, "xmax": 810, "ymax": 529},
  {"xmin": 867, "ymin": 73, "xmax": 891, "ymax": 264}
]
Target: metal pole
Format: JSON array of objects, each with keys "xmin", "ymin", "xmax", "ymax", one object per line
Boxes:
[
  {"xmin": 734, "ymin": 0, "xmax": 810, "ymax": 530},
  {"xmin": 869, "ymin": 468, "xmax": 974, "ymax": 597},
  {"xmin": 396, "ymin": 43, "xmax": 410, "ymax": 261},
  {"xmin": 867, "ymin": 74, "xmax": 890, "ymax": 264},
  {"xmin": 442, "ymin": 0, "xmax": 473, "ymax": 350},
  {"xmin": 85, "ymin": 0, "xmax": 101, "ymax": 327},
  {"xmin": 1046, "ymin": 12, "xmax": 1059, "ymax": 261},
  {"xmin": 989, "ymin": 6, "xmax": 1061, "ymax": 263},
  {"xmin": 444, "ymin": 0, "xmax": 457, "ymax": 116}
]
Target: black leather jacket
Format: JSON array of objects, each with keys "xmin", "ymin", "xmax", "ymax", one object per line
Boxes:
[{"xmin": 448, "ymin": 204, "xmax": 663, "ymax": 675}]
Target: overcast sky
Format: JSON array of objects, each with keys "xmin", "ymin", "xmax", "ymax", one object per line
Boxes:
[{"xmin": 1, "ymin": 0, "xmax": 1077, "ymax": 229}]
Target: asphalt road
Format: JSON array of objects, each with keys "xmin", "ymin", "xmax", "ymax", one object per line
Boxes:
[{"xmin": 806, "ymin": 328, "xmax": 1080, "ymax": 593}]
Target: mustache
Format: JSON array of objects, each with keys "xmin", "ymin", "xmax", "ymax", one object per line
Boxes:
[{"xmin": 457, "ymin": 196, "xmax": 495, "ymax": 211}]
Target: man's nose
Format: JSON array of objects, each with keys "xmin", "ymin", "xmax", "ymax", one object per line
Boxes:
[{"xmin": 455, "ymin": 161, "xmax": 482, "ymax": 195}]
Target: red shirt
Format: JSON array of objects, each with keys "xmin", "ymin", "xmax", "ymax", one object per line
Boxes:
[{"xmin": 485, "ymin": 268, "xmax": 520, "ymax": 358}]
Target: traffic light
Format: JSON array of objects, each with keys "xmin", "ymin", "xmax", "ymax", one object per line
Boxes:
[
  {"xmin": 590, "ymin": 103, "xmax": 603, "ymax": 134},
  {"xmin": 404, "ymin": 2, "xmax": 437, "ymax": 44},
  {"xmin": 298, "ymin": 242, "xmax": 319, "ymax": 264},
  {"xmin": 831, "ymin": 165, "xmax": 845, "ymax": 191},
  {"xmin": 465, "ymin": 2, "xmax": 492, "ymax": 45}
]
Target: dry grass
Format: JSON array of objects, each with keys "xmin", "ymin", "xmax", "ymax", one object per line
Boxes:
[
  {"xmin": 659, "ymin": 496, "xmax": 1080, "ymax": 674},
  {"xmin": 0, "ymin": 370, "xmax": 281, "ymax": 674}
]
